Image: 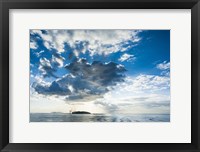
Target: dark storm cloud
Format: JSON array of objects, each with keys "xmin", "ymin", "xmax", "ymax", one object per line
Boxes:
[
  {"xmin": 33, "ymin": 59, "xmax": 126, "ymax": 99},
  {"xmin": 32, "ymin": 81, "xmax": 71, "ymax": 95},
  {"xmin": 65, "ymin": 58, "xmax": 126, "ymax": 86}
]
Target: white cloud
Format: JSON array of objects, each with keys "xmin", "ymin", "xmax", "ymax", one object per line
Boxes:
[
  {"xmin": 108, "ymin": 74, "xmax": 170, "ymax": 99},
  {"xmin": 43, "ymin": 41, "xmax": 52, "ymax": 50},
  {"xmin": 126, "ymin": 74, "xmax": 170, "ymax": 92},
  {"xmin": 31, "ymin": 29, "xmax": 141, "ymax": 55},
  {"xmin": 35, "ymin": 50, "xmax": 44, "ymax": 57},
  {"xmin": 93, "ymin": 74, "xmax": 170, "ymax": 114},
  {"xmin": 38, "ymin": 58, "xmax": 57, "ymax": 77},
  {"xmin": 156, "ymin": 61, "xmax": 170, "ymax": 70},
  {"xmin": 31, "ymin": 75, "xmax": 51, "ymax": 88},
  {"xmin": 39, "ymin": 57, "xmax": 51, "ymax": 68},
  {"xmin": 30, "ymin": 41, "xmax": 38, "ymax": 49},
  {"xmin": 156, "ymin": 61, "xmax": 170, "ymax": 76},
  {"xmin": 161, "ymin": 70, "xmax": 170, "ymax": 76},
  {"xmin": 51, "ymin": 55, "xmax": 64, "ymax": 67},
  {"xmin": 119, "ymin": 53, "xmax": 136, "ymax": 62}
]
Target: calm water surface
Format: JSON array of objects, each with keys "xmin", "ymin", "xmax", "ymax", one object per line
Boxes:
[{"xmin": 30, "ymin": 113, "xmax": 170, "ymax": 122}]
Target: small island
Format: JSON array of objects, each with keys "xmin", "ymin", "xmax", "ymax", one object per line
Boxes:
[{"xmin": 71, "ymin": 111, "xmax": 91, "ymax": 114}]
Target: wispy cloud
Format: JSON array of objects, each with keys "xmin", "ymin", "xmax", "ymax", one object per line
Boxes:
[
  {"xmin": 156, "ymin": 61, "xmax": 170, "ymax": 70},
  {"xmin": 34, "ymin": 50, "xmax": 44, "ymax": 57},
  {"xmin": 156, "ymin": 61, "xmax": 170, "ymax": 76},
  {"xmin": 119, "ymin": 53, "xmax": 136, "ymax": 62},
  {"xmin": 93, "ymin": 74, "xmax": 170, "ymax": 114}
]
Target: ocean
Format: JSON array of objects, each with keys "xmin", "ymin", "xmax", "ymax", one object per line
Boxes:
[{"xmin": 30, "ymin": 113, "xmax": 170, "ymax": 122}]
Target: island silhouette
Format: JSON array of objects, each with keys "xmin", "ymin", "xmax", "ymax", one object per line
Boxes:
[{"xmin": 71, "ymin": 111, "xmax": 91, "ymax": 114}]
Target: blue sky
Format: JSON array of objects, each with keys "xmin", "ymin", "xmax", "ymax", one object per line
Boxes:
[{"xmin": 30, "ymin": 30, "xmax": 170, "ymax": 114}]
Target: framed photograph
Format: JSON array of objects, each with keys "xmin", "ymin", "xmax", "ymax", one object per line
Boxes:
[{"xmin": 0, "ymin": 0, "xmax": 200, "ymax": 151}]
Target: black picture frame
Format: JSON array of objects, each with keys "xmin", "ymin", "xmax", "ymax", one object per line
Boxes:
[{"xmin": 0, "ymin": 0, "xmax": 200, "ymax": 151}]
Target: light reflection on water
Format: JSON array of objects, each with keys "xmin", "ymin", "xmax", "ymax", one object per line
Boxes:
[{"xmin": 30, "ymin": 113, "xmax": 170, "ymax": 122}]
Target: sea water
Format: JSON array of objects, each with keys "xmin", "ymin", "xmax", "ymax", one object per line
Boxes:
[{"xmin": 30, "ymin": 113, "xmax": 170, "ymax": 122}]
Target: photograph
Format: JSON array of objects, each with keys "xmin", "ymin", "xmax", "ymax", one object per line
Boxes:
[
  {"xmin": 30, "ymin": 29, "xmax": 170, "ymax": 122},
  {"xmin": 1, "ymin": 0, "xmax": 199, "ymax": 151}
]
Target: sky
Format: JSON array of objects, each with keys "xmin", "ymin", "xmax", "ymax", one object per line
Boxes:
[{"xmin": 30, "ymin": 29, "xmax": 170, "ymax": 114}]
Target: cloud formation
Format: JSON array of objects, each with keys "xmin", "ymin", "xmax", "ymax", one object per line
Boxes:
[
  {"xmin": 93, "ymin": 74, "xmax": 170, "ymax": 113},
  {"xmin": 38, "ymin": 58, "xmax": 58, "ymax": 78},
  {"xmin": 30, "ymin": 29, "xmax": 141, "ymax": 56},
  {"xmin": 34, "ymin": 50, "xmax": 44, "ymax": 57},
  {"xmin": 32, "ymin": 59, "xmax": 126, "ymax": 100},
  {"xmin": 30, "ymin": 41, "xmax": 38, "ymax": 50},
  {"xmin": 51, "ymin": 54, "xmax": 65, "ymax": 68},
  {"xmin": 65, "ymin": 58, "xmax": 126, "ymax": 86},
  {"xmin": 156, "ymin": 61, "xmax": 170, "ymax": 70},
  {"xmin": 130, "ymin": 74, "xmax": 170, "ymax": 91},
  {"xmin": 119, "ymin": 53, "xmax": 136, "ymax": 62},
  {"xmin": 156, "ymin": 61, "xmax": 170, "ymax": 76}
]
